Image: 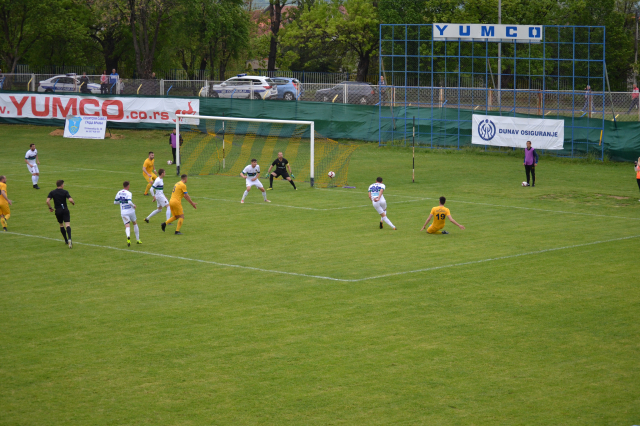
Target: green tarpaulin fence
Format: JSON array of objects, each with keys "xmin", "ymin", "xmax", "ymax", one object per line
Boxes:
[{"xmin": 1, "ymin": 93, "xmax": 639, "ymax": 161}]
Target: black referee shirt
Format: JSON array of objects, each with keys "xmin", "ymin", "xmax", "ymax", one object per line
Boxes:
[
  {"xmin": 48, "ymin": 189, "xmax": 71, "ymax": 210},
  {"xmin": 271, "ymin": 158, "xmax": 288, "ymax": 170}
]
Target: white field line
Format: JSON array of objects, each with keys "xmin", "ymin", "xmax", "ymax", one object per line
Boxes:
[
  {"xmin": 318, "ymin": 189, "xmax": 640, "ymax": 221},
  {"xmin": 4, "ymin": 232, "xmax": 639, "ymax": 283}
]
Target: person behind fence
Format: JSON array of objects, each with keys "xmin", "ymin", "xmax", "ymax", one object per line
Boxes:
[
  {"xmin": 169, "ymin": 128, "xmax": 183, "ymax": 165},
  {"xmin": 627, "ymin": 84, "xmax": 639, "ymax": 114},
  {"xmin": 581, "ymin": 85, "xmax": 593, "ymax": 112},
  {"xmin": 100, "ymin": 71, "xmax": 108, "ymax": 94},
  {"xmin": 109, "ymin": 68, "xmax": 119, "ymax": 93},
  {"xmin": 79, "ymin": 72, "xmax": 91, "ymax": 93},
  {"xmin": 523, "ymin": 140, "xmax": 539, "ymax": 187},
  {"xmin": 635, "ymin": 158, "xmax": 640, "ymax": 201}
]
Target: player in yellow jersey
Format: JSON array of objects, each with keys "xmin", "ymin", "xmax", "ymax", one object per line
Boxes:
[
  {"xmin": 161, "ymin": 174, "xmax": 197, "ymax": 235},
  {"xmin": 142, "ymin": 152, "xmax": 157, "ymax": 196},
  {"xmin": 420, "ymin": 196, "xmax": 465, "ymax": 235},
  {"xmin": 0, "ymin": 176, "xmax": 12, "ymax": 232}
]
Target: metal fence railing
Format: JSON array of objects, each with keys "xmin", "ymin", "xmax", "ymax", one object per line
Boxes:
[{"xmin": 3, "ymin": 73, "xmax": 640, "ymax": 121}]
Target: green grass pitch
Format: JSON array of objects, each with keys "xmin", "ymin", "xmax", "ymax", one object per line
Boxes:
[{"xmin": 1, "ymin": 123, "xmax": 639, "ymax": 425}]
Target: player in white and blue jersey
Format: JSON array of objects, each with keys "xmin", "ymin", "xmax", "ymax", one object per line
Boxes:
[
  {"xmin": 240, "ymin": 159, "xmax": 270, "ymax": 203},
  {"xmin": 25, "ymin": 143, "xmax": 40, "ymax": 189},
  {"xmin": 114, "ymin": 181, "xmax": 141, "ymax": 246},
  {"xmin": 368, "ymin": 177, "xmax": 396, "ymax": 230},
  {"xmin": 144, "ymin": 169, "xmax": 171, "ymax": 223}
]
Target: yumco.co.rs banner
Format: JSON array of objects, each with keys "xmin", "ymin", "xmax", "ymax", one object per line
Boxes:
[
  {"xmin": 472, "ymin": 114, "xmax": 564, "ymax": 149},
  {"xmin": 0, "ymin": 94, "xmax": 199, "ymax": 124}
]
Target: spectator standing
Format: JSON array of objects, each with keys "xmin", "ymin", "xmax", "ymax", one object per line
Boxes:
[
  {"xmin": 523, "ymin": 140, "xmax": 539, "ymax": 187},
  {"xmin": 581, "ymin": 85, "xmax": 593, "ymax": 112},
  {"xmin": 109, "ymin": 69, "xmax": 119, "ymax": 94},
  {"xmin": 100, "ymin": 71, "xmax": 108, "ymax": 94},
  {"xmin": 627, "ymin": 84, "xmax": 639, "ymax": 114},
  {"xmin": 169, "ymin": 129, "xmax": 184, "ymax": 165},
  {"xmin": 79, "ymin": 72, "xmax": 91, "ymax": 93}
]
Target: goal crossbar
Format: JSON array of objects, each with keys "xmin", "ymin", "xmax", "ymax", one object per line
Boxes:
[{"xmin": 176, "ymin": 114, "xmax": 316, "ymax": 186}]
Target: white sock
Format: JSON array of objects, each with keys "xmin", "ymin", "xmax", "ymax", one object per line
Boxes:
[
  {"xmin": 242, "ymin": 190, "xmax": 249, "ymax": 201},
  {"xmin": 125, "ymin": 227, "xmax": 130, "ymax": 238},
  {"xmin": 148, "ymin": 209, "xmax": 160, "ymax": 219},
  {"xmin": 262, "ymin": 191, "xmax": 267, "ymax": 201},
  {"xmin": 166, "ymin": 208, "xmax": 171, "ymax": 220},
  {"xmin": 35, "ymin": 175, "xmax": 39, "ymax": 184},
  {"xmin": 383, "ymin": 216, "xmax": 395, "ymax": 228},
  {"xmin": 32, "ymin": 176, "xmax": 37, "ymax": 185},
  {"xmin": 134, "ymin": 224, "xmax": 140, "ymax": 240}
]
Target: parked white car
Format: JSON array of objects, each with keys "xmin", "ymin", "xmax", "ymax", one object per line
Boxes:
[
  {"xmin": 200, "ymin": 74, "xmax": 278, "ymax": 99},
  {"xmin": 38, "ymin": 74, "xmax": 102, "ymax": 94}
]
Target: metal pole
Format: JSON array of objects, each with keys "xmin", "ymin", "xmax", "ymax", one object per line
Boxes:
[
  {"xmin": 310, "ymin": 121, "xmax": 315, "ymax": 187},
  {"xmin": 412, "ymin": 116, "xmax": 415, "ymax": 183},
  {"xmin": 176, "ymin": 119, "xmax": 181, "ymax": 176},
  {"xmin": 498, "ymin": 0, "xmax": 502, "ymax": 112}
]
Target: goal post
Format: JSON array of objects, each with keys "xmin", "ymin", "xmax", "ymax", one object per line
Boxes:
[{"xmin": 175, "ymin": 114, "xmax": 356, "ymax": 188}]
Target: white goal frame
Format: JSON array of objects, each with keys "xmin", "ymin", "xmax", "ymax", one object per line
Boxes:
[{"xmin": 176, "ymin": 114, "xmax": 316, "ymax": 186}]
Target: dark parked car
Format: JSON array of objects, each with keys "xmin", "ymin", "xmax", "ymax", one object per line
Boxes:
[
  {"xmin": 315, "ymin": 81, "xmax": 376, "ymax": 104},
  {"xmin": 271, "ymin": 77, "xmax": 303, "ymax": 101}
]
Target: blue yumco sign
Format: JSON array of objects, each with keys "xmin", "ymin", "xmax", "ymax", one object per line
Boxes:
[{"xmin": 433, "ymin": 24, "xmax": 542, "ymax": 43}]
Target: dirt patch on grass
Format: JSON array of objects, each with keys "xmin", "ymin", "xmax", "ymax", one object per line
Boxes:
[
  {"xmin": 108, "ymin": 134, "xmax": 125, "ymax": 140},
  {"xmin": 49, "ymin": 129, "xmax": 65, "ymax": 136},
  {"xmin": 49, "ymin": 128, "xmax": 124, "ymax": 139}
]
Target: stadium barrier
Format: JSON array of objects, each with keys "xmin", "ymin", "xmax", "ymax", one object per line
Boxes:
[{"xmin": 1, "ymin": 91, "xmax": 639, "ymax": 161}]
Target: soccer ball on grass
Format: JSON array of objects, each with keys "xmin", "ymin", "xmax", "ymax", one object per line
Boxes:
[
  {"xmin": 521, "ymin": 181, "xmax": 529, "ymax": 187},
  {"xmin": 167, "ymin": 160, "xmax": 173, "ymax": 165},
  {"xmin": 328, "ymin": 171, "xmax": 335, "ymax": 178}
]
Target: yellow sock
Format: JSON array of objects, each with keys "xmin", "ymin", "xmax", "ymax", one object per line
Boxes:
[
  {"xmin": 0, "ymin": 217, "xmax": 6, "ymax": 228},
  {"xmin": 435, "ymin": 230, "xmax": 442, "ymax": 234},
  {"xmin": 166, "ymin": 216, "xmax": 177, "ymax": 224},
  {"xmin": 176, "ymin": 218, "xmax": 183, "ymax": 232},
  {"xmin": 144, "ymin": 181, "xmax": 152, "ymax": 195}
]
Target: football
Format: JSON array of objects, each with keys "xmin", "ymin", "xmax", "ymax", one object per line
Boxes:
[
  {"xmin": 328, "ymin": 171, "xmax": 335, "ymax": 178},
  {"xmin": 522, "ymin": 181, "xmax": 529, "ymax": 186},
  {"xmin": 167, "ymin": 160, "xmax": 173, "ymax": 165}
]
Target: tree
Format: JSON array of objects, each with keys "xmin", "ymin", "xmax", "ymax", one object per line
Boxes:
[
  {"xmin": 86, "ymin": 0, "xmax": 131, "ymax": 73},
  {"xmin": 116, "ymin": 0, "xmax": 178, "ymax": 78},
  {"xmin": 267, "ymin": 0, "xmax": 291, "ymax": 71},
  {"xmin": 281, "ymin": 0, "xmax": 379, "ymax": 80}
]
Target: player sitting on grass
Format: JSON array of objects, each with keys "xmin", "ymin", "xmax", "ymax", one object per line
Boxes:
[
  {"xmin": 421, "ymin": 196, "xmax": 465, "ymax": 235},
  {"xmin": 0, "ymin": 175, "xmax": 12, "ymax": 232},
  {"xmin": 266, "ymin": 152, "xmax": 296, "ymax": 190},
  {"xmin": 46, "ymin": 180, "xmax": 75, "ymax": 248},
  {"xmin": 142, "ymin": 152, "xmax": 157, "ymax": 196},
  {"xmin": 114, "ymin": 181, "xmax": 142, "ymax": 247},
  {"xmin": 162, "ymin": 174, "xmax": 197, "ymax": 235},
  {"xmin": 144, "ymin": 169, "xmax": 172, "ymax": 224},
  {"xmin": 368, "ymin": 177, "xmax": 396, "ymax": 230},
  {"xmin": 240, "ymin": 159, "xmax": 270, "ymax": 203}
]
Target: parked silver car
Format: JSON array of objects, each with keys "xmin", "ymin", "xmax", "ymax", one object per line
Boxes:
[{"xmin": 200, "ymin": 74, "xmax": 278, "ymax": 99}]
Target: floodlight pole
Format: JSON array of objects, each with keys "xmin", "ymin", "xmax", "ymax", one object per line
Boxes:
[{"xmin": 498, "ymin": 0, "xmax": 502, "ymax": 112}]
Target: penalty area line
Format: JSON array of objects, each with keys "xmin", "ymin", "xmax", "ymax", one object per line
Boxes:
[{"xmin": 4, "ymin": 232, "xmax": 640, "ymax": 283}]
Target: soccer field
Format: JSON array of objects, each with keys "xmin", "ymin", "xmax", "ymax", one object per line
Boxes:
[{"xmin": 1, "ymin": 123, "xmax": 639, "ymax": 425}]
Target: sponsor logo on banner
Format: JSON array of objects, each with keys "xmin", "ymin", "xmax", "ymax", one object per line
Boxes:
[
  {"xmin": 68, "ymin": 116, "xmax": 82, "ymax": 135},
  {"xmin": 472, "ymin": 114, "xmax": 564, "ymax": 150},
  {"xmin": 477, "ymin": 119, "xmax": 496, "ymax": 141},
  {"xmin": 0, "ymin": 94, "xmax": 200, "ymax": 125}
]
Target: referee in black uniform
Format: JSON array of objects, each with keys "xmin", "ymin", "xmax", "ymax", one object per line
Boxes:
[
  {"xmin": 266, "ymin": 152, "xmax": 296, "ymax": 190},
  {"xmin": 46, "ymin": 180, "xmax": 75, "ymax": 248}
]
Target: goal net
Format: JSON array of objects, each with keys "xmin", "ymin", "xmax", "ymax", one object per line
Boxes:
[{"xmin": 175, "ymin": 115, "xmax": 358, "ymax": 187}]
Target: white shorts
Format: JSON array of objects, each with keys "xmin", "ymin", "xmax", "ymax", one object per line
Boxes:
[
  {"xmin": 121, "ymin": 211, "xmax": 137, "ymax": 225},
  {"xmin": 27, "ymin": 164, "xmax": 39, "ymax": 174},
  {"xmin": 372, "ymin": 198, "xmax": 387, "ymax": 215},
  {"xmin": 246, "ymin": 179, "xmax": 264, "ymax": 189},
  {"xmin": 155, "ymin": 193, "xmax": 169, "ymax": 208}
]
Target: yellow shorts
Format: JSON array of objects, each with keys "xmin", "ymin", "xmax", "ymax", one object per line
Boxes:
[
  {"xmin": 144, "ymin": 172, "xmax": 157, "ymax": 183},
  {"xmin": 169, "ymin": 200, "xmax": 183, "ymax": 217},
  {"xmin": 427, "ymin": 224, "xmax": 443, "ymax": 234},
  {"xmin": 0, "ymin": 203, "xmax": 9, "ymax": 217}
]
